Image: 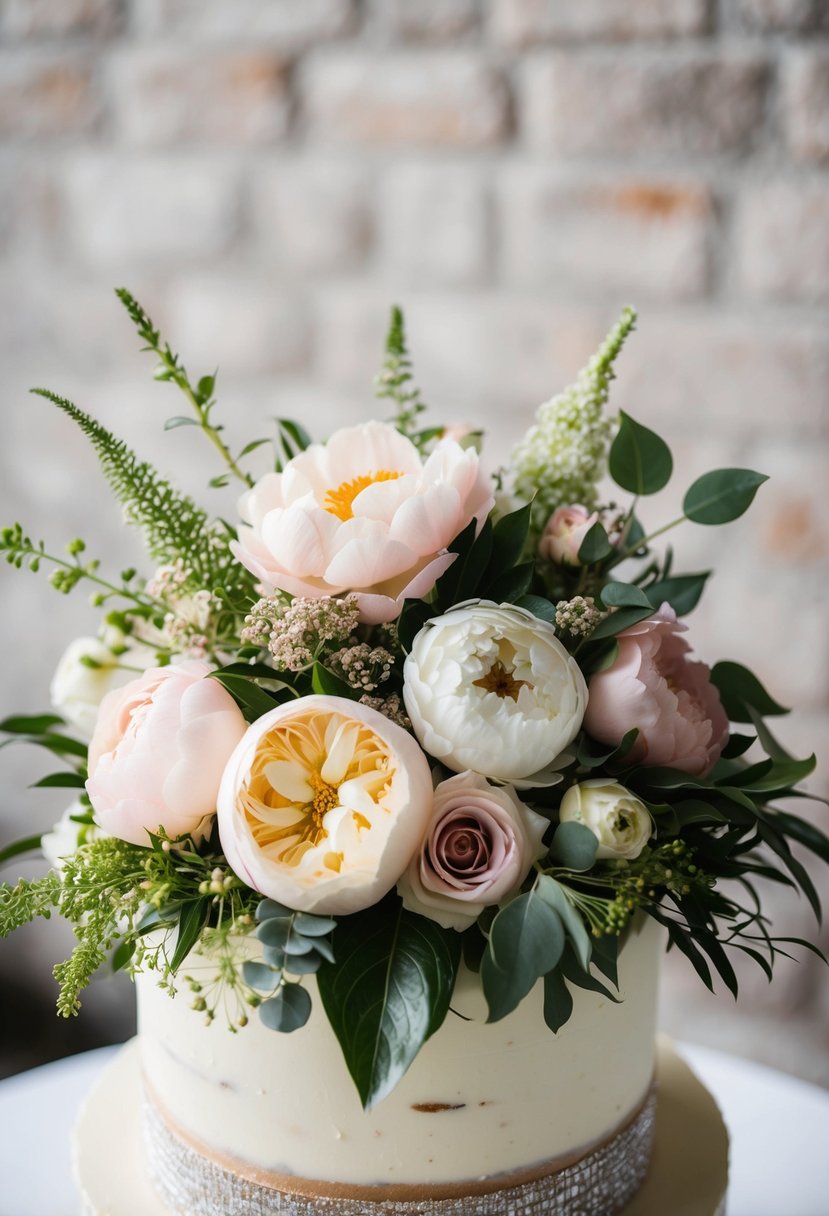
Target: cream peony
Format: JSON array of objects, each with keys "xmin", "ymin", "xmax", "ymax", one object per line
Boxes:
[
  {"xmin": 559, "ymin": 780, "xmax": 653, "ymax": 860},
  {"xmin": 403, "ymin": 602, "xmax": 588, "ymax": 784},
  {"xmin": 584, "ymin": 603, "xmax": 729, "ymax": 777},
  {"xmin": 86, "ymin": 660, "xmax": 247, "ymax": 847},
  {"xmin": 217, "ymin": 695, "xmax": 433, "ymax": 915},
  {"xmin": 231, "ymin": 420, "xmax": 494, "ymax": 624},
  {"xmin": 397, "ymin": 771, "xmax": 548, "ymax": 931},
  {"xmin": 50, "ymin": 635, "xmax": 153, "ymax": 738}
]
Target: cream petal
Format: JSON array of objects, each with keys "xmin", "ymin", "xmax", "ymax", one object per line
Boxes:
[
  {"xmin": 320, "ymin": 721, "xmax": 360, "ymax": 785},
  {"xmin": 337, "ymin": 775, "xmax": 379, "ymax": 817},
  {"xmin": 324, "ymin": 532, "xmax": 417, "ymax": 589},
  {"xmin": 350, "ymin": 474, "xmax": 417, "ymax": 524},
  {"xmin": 389, "ymin": 482, "xmax": 463, "ymax": 555},
  {"xmin": 260, "ymin": 505, "xmax": 339, "ymax": 578},
  {"xmin": 263, "ymin": 761, "xmax": 313, "ymax": 805},
  {"xmin": 325, "ymin": 421, "xmax": 422, "ymax": 483}
]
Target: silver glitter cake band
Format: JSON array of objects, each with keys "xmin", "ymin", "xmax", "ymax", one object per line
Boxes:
[{"xmin": 143, "ymin": 1087, "xmax": 656, "ymax": 1216}]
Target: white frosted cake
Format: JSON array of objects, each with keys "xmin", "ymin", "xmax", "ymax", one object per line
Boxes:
[{"xmin": 136, "ymin": 918, "xmax": 661, "ymax": 1215}]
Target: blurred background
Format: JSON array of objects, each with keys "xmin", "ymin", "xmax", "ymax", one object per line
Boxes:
[{"xmin": 0, "ymin": 0, "xmax": 827, "ymax": 1084}]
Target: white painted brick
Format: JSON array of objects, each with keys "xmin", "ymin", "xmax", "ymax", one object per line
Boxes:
[
  {"xmin": 734, "ymin": 180, "xmax": 829, "ymax": 303},
  {"xmin": 250, "ymin": 162, "xmax": 372, "ymax": 273}
]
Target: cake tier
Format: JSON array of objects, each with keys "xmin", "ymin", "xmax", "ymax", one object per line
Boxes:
[
  {"xmin": 75, "ymin": 1038, "xmax": 729, "ymax": 1216},
  {"xmin": 137, "ymin": 916, "xmax": 661, "ymax": 1192}
]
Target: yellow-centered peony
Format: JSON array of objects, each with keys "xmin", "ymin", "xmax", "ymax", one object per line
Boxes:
[{"xmin": 218, "ymin": 696, "xmax": 433, "ymax": 914}]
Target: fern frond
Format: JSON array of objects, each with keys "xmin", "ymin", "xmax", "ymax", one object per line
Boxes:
[{"xmin": 32, "ymin": 389, "xmax": 226, "ymax": 589}]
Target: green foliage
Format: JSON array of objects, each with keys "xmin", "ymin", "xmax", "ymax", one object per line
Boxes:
[
  {"xmin": 0, "ymin": 872, "xmax": 62, "ymax": 937},
  {"xmin": 683, "ymin": 468, "xmax": 768, "ymax": 525},
  {"xmin": 609, "ymin": 411, "xmax": 673, "ymax": 496},
  {"xmin": 317, "ymin": 895, "xmax": 461, "ymax": 1109},
  {"xmin": 549, "ymin": 822, "xmax": 599, "ymax": 871},
  {"xmin": 375, "ymin": 305, "xmax": 429, "ymax": 443},
  {"xmin": 481, "ymin": 886, "xmax": 565, "ymax": 1022},
  {"xmin": 710, "ymin": 661, "xmax": 788, "ymax": 722}
]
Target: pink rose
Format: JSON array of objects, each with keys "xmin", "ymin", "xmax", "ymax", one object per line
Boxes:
[
  {"xmin": 397, "ymin": 771, "xmax": 548, "ymax": 931},
  {"xmin": 538, "ymin": 504, "xmax": 598, "ymax": 566},
  {"xmin": 232, "ymin": 420, "xmax": 494, "ymax": 624},
  {"xmin": 86, "ymin": 660, "xmax": 247, "ymax": 847},
  {"xmin": 584, "ymin": 603, "xmax": 729, "ymax": 777}
]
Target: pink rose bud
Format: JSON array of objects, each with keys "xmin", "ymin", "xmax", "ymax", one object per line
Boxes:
[
  {"xmin": 86, "ymin": 660, "xmax": 247, "ymax": 847},
  {"xmin": 584, "ymin": 603, "xmax": 729, "ymax": 777},
  {"xmin": 538, "ymin": 504, "xmax": 599, "ymax": 566},
  {"xmin": 397, "ymin": 771, "xmax": 547, "ymax": 931}
]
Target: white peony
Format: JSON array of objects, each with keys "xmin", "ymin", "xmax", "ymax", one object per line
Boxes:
[
  {"xmin": 402, "ymin": 602, "xmax": 588, "ymax": 784},
  {"xmin": 50, "ymin": 635, "xmax": 153, "ymax": 739},
  {"xmin": 558, "ymin": 779, "xmax": 653, "ymax": 861}
]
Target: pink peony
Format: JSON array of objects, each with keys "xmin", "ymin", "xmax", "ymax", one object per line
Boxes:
[
  {"xmin": 538, "ymin": 504, "xmax": 598, "ymax": 566},
  {"xmin": 86, "ymin": 660, "xmax": 247, "ymax": 847},
  {"xmin": 232, "ymin": 420, "xmax": 494, "ymax": 624},
  {"xmin": 397, "ymin": 771, "xmax": 548, "ymax": 931},
  {"xmin": 584, "ymin": 603, "xmax": 729, "ymax": 777}
]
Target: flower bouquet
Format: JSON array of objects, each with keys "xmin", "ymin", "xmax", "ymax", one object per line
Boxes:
[{"xmin": 0, "ymin": 296, "xmax": 825, "ymax": 1214}]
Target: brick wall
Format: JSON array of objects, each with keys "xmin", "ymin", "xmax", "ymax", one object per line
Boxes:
[{"xmin": 0, "ymin": 0, "xmax": 827, "ymax": 1080}]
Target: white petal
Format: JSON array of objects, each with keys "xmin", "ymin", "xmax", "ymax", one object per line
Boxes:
[
  {"xmin": 351, "ymin": 474, "xmax": 417, "ymax": 524},
  {"xmin": 325, "ymin": 531, "xmax": 417, "ymax": 589},
  {"xmin": 326, "ymin": 421, "xmax": 422, "ymax": 483},
  {"xmin": 264, "ymin": 761, "xmax": 313, "ymax": 804},
  {"xmin": 389, "ymin": 483, "xmax": 462, "ymax": 555},
  {"xmin": 261, "ymin": 506, "xmax": 339, "ymax": 578},
  {"xmin": 320, "ymin": 721, "xmax": 359, "ymax": 786}
]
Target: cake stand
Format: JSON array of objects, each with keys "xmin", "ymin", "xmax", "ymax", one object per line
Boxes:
[{"xmin": 74, "ymin": 1038, "xmax": 728, "ymax": 1216}]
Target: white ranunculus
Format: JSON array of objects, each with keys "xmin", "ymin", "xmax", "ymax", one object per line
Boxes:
[
  {"xmin": 402, "ymin": 602, "xmax": 588, "ymax": 784},
  {"xmin": 217, "ymin": 695, "xmax": 434, "ymax": 915},
  {"xmin": 558, "ymin": 779, "xmax": 653, "ymax": 860},
  {"xmin": 50, "ymin": 635, "xmax": 153, "ymax": 738}
]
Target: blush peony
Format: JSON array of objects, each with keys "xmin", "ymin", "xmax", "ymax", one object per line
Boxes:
[
  {"xmin": 86, "ymin": 660, "xmax": 247, "ymax": 846},
  {"xmin": 231, "ymin": 420, "xmax": 494, "ymax": 624},
  {"xmin": 403, "ymin": 602, "xmax": 588, "ymax": 784},
  {"xmin": 397, "ymin": 771, "xmax": 548, "ymax": 931},
  {"xmin": 584, "ymin": 603, "xmax": 729, "ymax": 777},
  {"xmin": 538, "ymin": 504, "xmax": 599, "ymax": 566},
  {"xmin": 217, "ymin": 696, "xmax": 433, "ymax": 915}
]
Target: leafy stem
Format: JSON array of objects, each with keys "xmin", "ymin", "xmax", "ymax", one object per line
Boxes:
[{"xmin": 116, "ymin": 288, "xmax": 253, "ymax": 489}]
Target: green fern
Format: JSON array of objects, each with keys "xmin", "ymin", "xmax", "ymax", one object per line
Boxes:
[
  {"xmin": 374, "ymin": 305, "xmax": 428, "ymax": 437},
  {"xmin": 32, "ymin": 389, "xmax": 231, "ymax": 592}
]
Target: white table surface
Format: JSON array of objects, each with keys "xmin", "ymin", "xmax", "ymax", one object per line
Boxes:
[{"xmin": 0, "ymin": 1042, "xmax": 828, "ymax": 1216}]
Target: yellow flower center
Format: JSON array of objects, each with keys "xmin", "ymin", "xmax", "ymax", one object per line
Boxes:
[
  {"xmin": 238, "ymin": 711, "xmax": 396, "ymax": 872},
  {"xmin": 473, "ymin": 660, "xmax": 529, "ymax": 702},
  {"xmin": 323, "ymin": 470, "xmax": 402, "ymax": 521}
]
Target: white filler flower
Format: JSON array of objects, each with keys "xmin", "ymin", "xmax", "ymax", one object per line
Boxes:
[{"xmin": 403, "ymin": 603, "xmax": 588, "ymax": 783}]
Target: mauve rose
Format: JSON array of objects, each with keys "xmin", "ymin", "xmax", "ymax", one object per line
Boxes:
[
  {"xmin": 86, "ymin": 660, "xmax": 247, "ymax": 847},
  {"xmin": 538, "ymin": 504, "xmax": 598, "ymax": 566},
  {"xmin": 584, "ymin": 603, "xmax": 729, "ymax": 777},
  {"xmin": 397, "ymin": 771, "xmax": 548, "ymax": 931}
]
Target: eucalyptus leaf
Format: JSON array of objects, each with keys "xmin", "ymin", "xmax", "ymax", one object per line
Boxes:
[
  {"xmin": 243, "ymin": 960, "xmax": 282, "ymax": 992},
  {"xmin": 164, "ymin": 416, "xmax": 200, "ymax": 431},
  {"xmin": 683, "ymin": 468, "xmax": 767, "ymax": 526},
  {"xmin": 643, "ymin": 572, "xmax": 710, "ymax": 616},
  {"xmin": 587, "ymin": 604, "xmax": 654, "ymax": 642},
  {"xmin": 549, "ymin": 821, "xmax": 599, "ymax": 871},
  {"xmin": 600, "ymin": 582, "xmax": 652, "ymax": 610},
  {"xmin": 609, "ymin": 412, "xmax": 673, "ymax": 495},
  {"xmin": 260, "ymin": 982, "xmax": 312, "ymax": 1032},
  {"xmin": 536, "ymin": 876, "xmax": 592, "ymax": 971},
  {"xmin": 256, "ymin": 898, "xmax": 294, "ymax": 921},
  {"xmin": 317, "ymin": 897, "xmax": 461, "ymax": 1109},
  {"xmin": 482, "ymin": 888, "xmax": 565, "ymax": 1022},
  {"xmin": 292, "ymin": 913, "xmax": 338, "ymax": 937},
  {"xmin": 515, "ymin": 595, "xmax": 558, "ymax": 625}
]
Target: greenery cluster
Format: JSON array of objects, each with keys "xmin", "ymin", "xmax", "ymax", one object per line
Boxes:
[{"xmin": 0, "ymin": 296, "xmax": 826, "ymax": 1112}]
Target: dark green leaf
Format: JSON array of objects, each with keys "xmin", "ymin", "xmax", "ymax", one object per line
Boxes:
[
  {"xmin": 433, "ymin": 519, "xmax": 477, "ymax": 606},
  {"xmin": 488, "ymin": 504, "xmax": 531, "ymax": 573},
  {"xmin": 710, "ymin": 661, "xmax": 788, "ymax": 722},
  {"xmin": 111, "ymin": 939, "xmax": 135, "ymax": 973},
  {"xmin": 482, "ymin": 889, "xmax": 565, "ymax": 1022},
  {"xmin": 673, "ymin": 799, "xmax": 728, "ymax": 827},
  {"xmin": 452, "ymin": 517, "xmax": 493, "ymax": 603},
  {"xmin": 576, "ymin": 728, "xmax": 639, "ymax": 770},
  {"xmin": 398, "ymin": 600, "xmax": 432, "ymax": 653},
  {"xmin": 559, "ymin": 944, "xmax": 621, "ymax": 1003},
  {"xmin": 197, "ymin": 374, "xmax": 216, "ymax": 400},
  {"xmin": 549, "ymin": 821, "xmax": 599, "ymax": 871},
  {"xmin": 536, "ymin": 876, "xmax": 592, "ymax": 971},
  {"xmin": 543, "ymin": 969, "xmax": 573, "ymax": 1033},
  {"xmin": 643, "ymin": 572, "xmax": 710, "ymax": 616},
  {"xmin": 587, "ymin": 604, "xmax": 654, "ymax": 641},
  {"xmin": 600, "ymin": 582, "xmax": 652, "ymax": 610},
  {"xmin": 739, "ymin": 755, "xmax": 816, "ymax": 793},
  {"xmin": 170, "ymin": 900, "xmax": 209, "ymax": 973},
  {"xmin": 260, "ymin": 982, "xmax": 312, "ymax": 1032},
  {"xmin": 765, "ymin": 810, "xmax": 829, "ymax": 865},
  {"xmin": 0, "ymin": 833, "xmax": 43, "ymax": 866},
  {"xmin": 577, "ymin": 521, "xmax": 613, "ymax": 564},
  {"xmin": 461, "ymin": 926, "xmax": 486, "ymax": 973},
  {"xmin": 515, "ymin": 595, "xmax": 558, "ymax": 625},
  {"xmin": 317, "ymin": 897, "xmax": 461, "ymax": 1109},
  {"xmin": 591, "ymin": 933, "xmax": 619, "ymax": 987},
  {"xmin": 238, "ymin": 438, "xmax": 270, "ymax": 459},
  {"xmin": 311, "ymin": 663, "xmax": 357, "ymax": 700},
  {"xmin": 484, "ymin": 561, "xmax": 534, "ymax": 604},
  {"xmin": 683, "ymin": 468, "xmax": 768, "ymax": 525},
  {"xmin": 721, "ymin": 733, "xmax": 756, "ymax": 760},
  {"xmin": 748, "ymin": 709, "xmax": 794, "ymax": 763},
  {"xmin": 31, "ymin": 772, "xmax": 87, "ymax": 789},
  {"xmin": 208, "ymin": 671, "xmax": 281, "ymax": 720},
  {"xmin": 609, "ymin": 411, "xmax": 673, "ymax": 495},
  {"xmin": 276, "ymin": 418, "xmax": 312, "ymax": 453},
  {"xmin": 0, "ymin": 713, "xmax": 65, "ymax": 735}
]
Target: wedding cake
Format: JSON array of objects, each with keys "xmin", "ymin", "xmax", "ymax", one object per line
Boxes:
[{"xmin": 0, "ymin": 296, "xmax": 816, "ymax": 1216}]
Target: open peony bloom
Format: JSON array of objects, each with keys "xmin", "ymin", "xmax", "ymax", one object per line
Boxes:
[
  {"xmin": 584, "ymin": 603, "xmax": 729, "ymax": 777},
  {"xmin": 217, "ymin": 695, "xmax": 433, "ymax": 915},
  {"xmin": 398, "ymin": 771, "xmax": 548, "ymax": 931},
  {"xmin": 403, "ymin": 602, "xmax": 588, "ymax": 784},
  {"xmin": 86, "ymin": 660, "xmax": 247, "ymax": 847},
  {"xmin": 232, "ymin": 420, "xmax": 494, "ymax": 624}
]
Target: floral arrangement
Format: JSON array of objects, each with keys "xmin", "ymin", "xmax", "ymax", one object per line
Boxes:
[{"xmin": 1, "ymin": 296, "xmax": 826, "ymax": 1110}]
